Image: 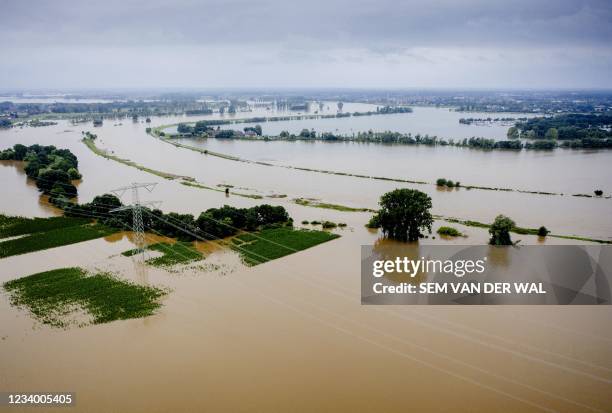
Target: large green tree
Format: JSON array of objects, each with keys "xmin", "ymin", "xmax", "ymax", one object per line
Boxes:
[
  {"xmin": 370, "ymin": 189, "xmax": 433, "ymax": 242},
  {"xmin": 489, "ymin": 215, "xmax": 515, "ymax": 245}
]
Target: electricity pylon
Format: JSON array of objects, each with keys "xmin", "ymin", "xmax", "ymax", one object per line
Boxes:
[{"xmin": 110, "ymin": 183, "xmax": 160, "ymax": 259}]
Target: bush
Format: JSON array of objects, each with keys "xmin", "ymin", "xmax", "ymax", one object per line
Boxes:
[
  {"xmin": 594, "ymin": 189, "xmax": 603, "ymax": 196},
  {"xmin": 437, "ymin": 226, "xmax": 462, "ymax": 237},
  {"xmin": 301, "ymin": 220, "xmax": 309, "ymax": 225},
  {"xmin": 310, "ymin": 221, "xmax": 321, "ymax": 225},
  {"xmin": 365, "ymin": 215, "xmax": 380, "ymax": 228},
  {"xmin": 445, "ymin": 180, "xmax": 455, "ymax": 188},
  {"xmin": 322, "ymin": 221, "xmax": 337, "ymax": 229},
  {"xmin": 338, "ymin": 223, "xmax": 347, "ymax": 227},
  {"xmin": 537, "ymin": 226, "xmax": 549, "ymax": 237},
  {"xmin": 436, "ymin": 178, "xmax": 447, "ymax": 186}
]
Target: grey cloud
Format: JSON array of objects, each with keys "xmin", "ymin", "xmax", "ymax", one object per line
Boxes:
[{"xmin": 1, "ymin": 0, "xmax": 611, "ymax": 88}]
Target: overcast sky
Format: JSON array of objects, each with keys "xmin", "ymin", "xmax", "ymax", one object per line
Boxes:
[{"xmin": 2, "ymin": 0, "xmax": 611, "ymax": 90}]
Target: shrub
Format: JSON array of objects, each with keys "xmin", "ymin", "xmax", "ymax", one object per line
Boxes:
[
  {"xmin": 445, "ymin": 180, "xmax": 455, "ymax": 188},
  {"xmin": 338, "ymin": 223, "xmax": 347, "ymax": 227},
  {"xmin": 437, "ymin": 226, "xmax": 462, "ymax": 237},
  {"xmin": 365, "ymin": 215, "xmax": 380, "ymax": 228},
  {"xmin": 537, "ymin": 226, "xmax": 549, "ymax": 237},
  {"xmin": 594, "ymin": 189, "xmax": 603, "ymax": 196},
  {"xmin": 301, "ymin": 220, "xmax": 309, "ymax": 225},
  {"xmin": 436, "ymin": 178, "xmax": 447, "ymax": 186},
  {"xmin": 310, "ymin": 221, "xmax": 321, "ymax": 225},
  {"xmin": 322, "ymin": 221, "xmax": 337, "ymax": 229}
]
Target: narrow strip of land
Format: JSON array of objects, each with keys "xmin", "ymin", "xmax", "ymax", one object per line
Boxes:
[{"xmin": 148, "ymin": 126, "xmax": 609, "ymax": 200}]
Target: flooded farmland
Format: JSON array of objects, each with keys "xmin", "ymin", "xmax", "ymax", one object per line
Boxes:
[
  {"xmin": 3, "ymin": 0, "xmax": 612, "ymax": 410},
  {"xmin": 3, "ymin": 105, "xmax": 610, "ymax": 239},
  {"xmin": 1, "ymin": 105, "xmax": 612, "ymax": 413}
]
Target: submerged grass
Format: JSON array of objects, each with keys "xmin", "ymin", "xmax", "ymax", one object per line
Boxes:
[
  {"xmin": 3, "ymin": 267, "xmax": 166, "ymax": 328},
  {"xmin": 441, "ymin": 217, "xmax": 612, "ymax": 244},
  {"xmin": 122, "ymin": 242, "xmax": 203, "ymax": 267},
  {"xmin": 180, "ymin": 181, "xmax": 263, "ymax": 199},
  {"xmin": 294, "ymin": 198, "xmax": 374, "ymax": 212},
  {"xmin": 0, "ymin": 223, "xmax": 117, "ymax": 258},
  {"xmin": 147, "ymin": 242, "xmax": 203, "ymax": 267},
  {"xmin": 0, "ymin": 214, "xmax": 90, "ymax": 239},
  {"xmin": 231, "ymin": 227, "xmax": 340, "ymax": 266}
]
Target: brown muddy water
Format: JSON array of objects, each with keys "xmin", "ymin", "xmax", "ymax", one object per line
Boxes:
[
  {"xmin": 3, "ymin": 115, "xmax": 609, "ymax": 238},
  {"xmin": 1, "ymin": 113, "xmax": 612, "ymax": 412},
  {"xmin": 1, "ymin": 223, "xmax": 612, "ymax": 412}
]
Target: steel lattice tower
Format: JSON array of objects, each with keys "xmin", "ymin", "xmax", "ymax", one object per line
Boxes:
[{"xmin": 110, "ymin": 183, "xmax": 159, "ymax": 259}]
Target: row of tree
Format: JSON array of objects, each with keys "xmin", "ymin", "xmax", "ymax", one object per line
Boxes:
[
  {"xmin": 58, "ymin": 194, "xmax": 292, "ymax": 241},
  {"xmin": 513, "ymin": 113, "xmax": 612, "ymax": 143}
]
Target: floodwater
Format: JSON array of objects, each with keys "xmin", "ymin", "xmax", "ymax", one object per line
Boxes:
[
  {"xmin": 1, "ymin": 110, "xmax": 611, "ymax": 239},
  {"xmin": 218, "ymin": 106, "xmax": 537, "ymax": 140},
  {"xmin": 1, "ymin": 106, "xmax": 612, "ymax": 412},
  {"xmin": 1, "ymin": 219, "xmax": 612, "ymax": 412},
  {"xmin": 174, "ymin": 138, "xmax": 612, "ymax": 195}
]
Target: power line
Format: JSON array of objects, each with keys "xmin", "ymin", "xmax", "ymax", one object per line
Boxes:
[
  {"xmin": 28, "ymin": 196, "xmax": 611, "ymax": 410},
  {"xmin": 110, "ymin": 182, "xmax": 160, "ymax": 259}
]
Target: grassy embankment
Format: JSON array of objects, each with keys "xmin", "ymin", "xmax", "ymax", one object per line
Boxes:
[
  {"xmin": 3, "ymin": 267, "xmax": 166, "ymax": 328},
  {"xmin": 440, "ymin": 217, "xmax": 612, "ymax": 244},
  {"xmin": 231, "ymin": 227, "xmax": 340, "ymax": 266},
  {"xmin": 294, "ymin": 198, "xmax": 375, "ymax": 212},
  {"xmin": 83, "ymin": 135, "xmax": 265, "ymax": 200},
  {"xmin": 0, "ymin": 214, "xmax": 118, "ymax": 258},
  {"xmin": 82, "ymin": 136, "xmax": 192, "ymax": 181},
  {"xmin": 122, "ymin": 242, "xmax": 203, "ymax": 267},
  {"xmin": 149, "ymin": 124, "xmax": 609, "ymax": 199}
]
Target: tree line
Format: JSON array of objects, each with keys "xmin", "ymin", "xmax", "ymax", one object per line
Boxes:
[{"xmin": 511, "ymin": 113, "xmax": 612, "ymax": 148}]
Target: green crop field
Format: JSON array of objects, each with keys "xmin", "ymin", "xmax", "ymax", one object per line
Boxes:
[
  {"xmin": 4, "ymin": 267, "xmax": 167, "ymax": 328},
  {"xmin": 232, "ymin": 227, "xmax": 340, "ymax": 266},
  {"xmin": 0, "ymin": 223, "xmax": 117, "ymax": 258}
]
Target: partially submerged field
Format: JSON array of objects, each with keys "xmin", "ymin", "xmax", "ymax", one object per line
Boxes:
[
  {"xmin": 0, "ymin": 214, "xmax": 90, "ymax": 238},
  {"xmin": 232, "ymin": 227, "xmax": 340, "ymax": 266},
  {"xmin": 0, "ymin": 214, "xmax": 117, "ymax": 258},
  {"xmin": 3, "ymin": 267, "xmax": 167, "ymax": 328},
  {"xmin": 123, "ymin": 241, "xmax": 204, "ymax": 267}
]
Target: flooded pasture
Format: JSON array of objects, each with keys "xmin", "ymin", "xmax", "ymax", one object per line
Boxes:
[
  {"xmin": 1, "ymin": 220, "xmax": 612, "ymax": 412},
  {"xmin": 1, "ymin": 106, "xmax": 612, "ymax": 412},
  {"xmin": 2, "ymin": 112, "xmax": 605, "ymax": 239}
]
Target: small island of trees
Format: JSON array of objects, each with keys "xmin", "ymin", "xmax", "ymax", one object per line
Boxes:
[
  {"xmin": 367, "ymin": 189, "xmax": 433, "ymax": 242},
  {"xmin": 0, "ymin": 144, "xmax": 81, "ymax": 199}
]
